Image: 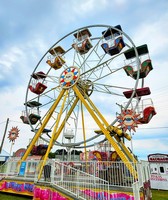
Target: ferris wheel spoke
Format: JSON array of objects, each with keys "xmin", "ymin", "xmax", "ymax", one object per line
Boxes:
[
  {"xmin": 92, "ymin": 82, "xmax": 133, "ymax": 96},
  {"xmin": 80, "ymin": 57, "xmax": 125, "ymax": 83},
  {"xmin": 80, "ymin": 49, "xmax": 125, "ymax": 80},
  {"xmin": 72, "ymin": 36, "xmax": 105, "ymax": 74}
]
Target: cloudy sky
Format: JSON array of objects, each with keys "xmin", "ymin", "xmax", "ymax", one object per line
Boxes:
[{"xmin": 0, "ymin": 0, "xmax": 168, "ymax": 161}]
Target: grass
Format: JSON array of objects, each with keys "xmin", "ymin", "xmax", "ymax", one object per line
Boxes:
[
  {"xmin": 0, "ymin": 192, "xmax": 32, "ymax": 200},
  {"xmin": 152, "ymin": 189, "xmax": 168, "ymax": 200}
]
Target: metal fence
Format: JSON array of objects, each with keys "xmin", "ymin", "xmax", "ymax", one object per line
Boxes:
[
  {"xmin": 0, "ymin": 159, "xmax": 150, "ymax": 199},
  {"xmin": 42, "ymin": 161, "xmax": 110, "ymax": 199},
  {"xmin": 60, "ymin": 161, "xmax": 137, "ymax": 187}
]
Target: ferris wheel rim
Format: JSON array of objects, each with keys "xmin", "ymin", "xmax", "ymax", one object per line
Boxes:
[{"xmin": 24, "ymin": 24, "xmax": 142, "ymax": 149}]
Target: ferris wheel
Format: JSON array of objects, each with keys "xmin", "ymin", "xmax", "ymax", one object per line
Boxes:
[{"xmin": 20, "ymin": 25, "xmax": 155, "ymax": 179}]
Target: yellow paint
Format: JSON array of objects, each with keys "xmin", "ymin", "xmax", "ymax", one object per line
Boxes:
[
  {"xmin": 81, "ymin": 102, "xmax": 87, "ymax": 162},
  {"xmin": 21, "ymin": 89, "xmax": 66, "ymax": 162},
  {"xmin": 38, "ymin": 90, "xmax": 68, "ymax": 180},
  {"xmin": 52, "ymin": 97, "xmax": 79, "ymax": 142},
  {"xmin": 73, "ymin": 85, "xmax": 137, "ymax": 179}
]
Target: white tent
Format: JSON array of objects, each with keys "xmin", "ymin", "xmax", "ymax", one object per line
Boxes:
[{"xmin": 0, "ymin": 149, "xmax": 10, "ymax": 162}]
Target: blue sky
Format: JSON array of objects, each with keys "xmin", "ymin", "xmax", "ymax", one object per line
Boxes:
[{"xmin": 0, "ymin": 0, "xmax": 168, "ymax": 160}]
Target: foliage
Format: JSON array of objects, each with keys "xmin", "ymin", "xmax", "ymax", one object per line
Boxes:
[
  {"xmin": 48, "ymin": 152, "xmax": 55, "ymax": 158},
  {"xmin": 48, "ymin": 149, "xmax": 82, "ymax": 158}
]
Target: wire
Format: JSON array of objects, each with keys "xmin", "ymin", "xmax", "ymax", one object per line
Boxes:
[
  {"xmin": 9, "ymin": 120, "xmax": 23, "ymax": 124},
  {"xmin": 138, "ymin": 126, "xmax": 168, "ymax": 130},
  {"xmin": 0, "ymin": 121, "xmax": 7, "ymax": 125}
]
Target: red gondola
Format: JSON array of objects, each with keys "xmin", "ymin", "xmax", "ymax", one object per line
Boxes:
[
  {"xmin": 31, "ymin": 144, "xmax": 48, "ymax": 156},
  {"xmin": 29, "ymin": 72, "xmax": 47, "ymax": 95},
  {"xmin": 139, "ymin": 106, "xmax": 156, "ymax": 124},
  {"xmin": 123, "ymin": 87, "xmax": 151, "ymax": 99},
  {"xmin": 29, "ymin": 82, "xmax": 47, "ymax": 95},
  {"xmin": 123, "ymin": 98, "xmax": 157, "ymax": 124}
]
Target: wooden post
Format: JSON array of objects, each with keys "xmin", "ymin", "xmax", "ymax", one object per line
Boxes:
[{"xmin": 0, "ymin": 118, "xmax": 9, "ymax": 154}]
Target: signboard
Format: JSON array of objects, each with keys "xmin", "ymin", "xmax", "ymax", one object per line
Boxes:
[
  {"xmin": 19, "ymin": 162, "xmax": 26, "ymax": 176},
  {"xmin": 150, "ymin": 174, "xmax": 168, "ymax": 190},
  {"xmin": 148, "ymin": 153, "xmax": 168, "ymax": 163}
]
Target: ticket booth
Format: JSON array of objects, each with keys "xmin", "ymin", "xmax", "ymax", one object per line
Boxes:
[{"xmin": 148, "ymin": 153, "xmax": 168, "ymax": 190}]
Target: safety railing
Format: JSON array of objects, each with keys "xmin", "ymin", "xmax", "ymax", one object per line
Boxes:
[
  {"xmin": 60, "ymin": 161, "xmax": 136, "ymax": 187},
  {"xmin": 0, "ymin": 159, "xmax": 150, "ymax": 199},
  {"xmin": 0, "ymin": 159, "xmax": 150, "ymax": 186},
  {"xmin": 37, "ymin": 160, "xmax": 110, "ymax": 199}
]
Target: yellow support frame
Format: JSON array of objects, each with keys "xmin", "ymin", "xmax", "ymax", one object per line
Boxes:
[
  {"xmin": 37, "ymin": 90, "xmax": 69, "ymax": 180},
  {"xmin": 73, "ymin": 85, "xmax": 138, "ymax": 179},
  {"xmin": 20, "ymin": 78, "xmax": 137, "ymax": 180},
  {"xmin": 81, "ymin": 102, "xmax": 87, "ymax": 161},
  {"xmin": 36, "ymin": 96, "xmax": 79, "ymax": 180},
  {"xmin": 52, "ymin": 97, "xmax": 79, "ymax": 142},
  {"xmin": 21, "ymin": 89, "xmax": 66, "ymax": 162},
  {"xmin": 84, "ymin": 90, "xmax": 137, "ymax": 163}
]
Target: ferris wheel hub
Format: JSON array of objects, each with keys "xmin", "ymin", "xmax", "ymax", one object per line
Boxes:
[
  {"xmin": 59, "ymin": 66, "xmax": 80, "ymax": 89},
  {"xmin": 77, "ymin": 79, "xmax": 94, "ymax": 97}
]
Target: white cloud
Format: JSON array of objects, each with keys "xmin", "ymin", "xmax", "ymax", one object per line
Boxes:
[
  {"xmin": 132, "ymin": 138, "xmax": 167, "ymax": 151},
  {"xmin": 125, "ymin": 138, "xmax": 168, "ymax": 161},
  {"xmin": 72, "ymin": 0, "xmax": 108, "ymax": 15},
  {"xmin": 0, "ymin": 47, "xmax": 23, "ymax": 75},
  {"xmin": 132, "ymin": 12, "xmax": 168, "ymax": 57}
]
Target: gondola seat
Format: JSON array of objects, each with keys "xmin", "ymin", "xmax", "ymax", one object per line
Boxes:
[
  {"xmin": 124, "ymin": 59, "xmax": 153, "ymax": 79},
  {"xmin": 20, "ymin": 113, "xmax": 41, "ymax": 125},
  {"xmin": 72, "ymin": 38, "xmax": 92, "ymax": 55},
  {"xmin": 29, "ymin": 82, "xmax": 47, "ymax": 95},
  {"xmin": 139, "ymin": 106, "xmax": 156, "ymax": 124},
  {"xmin": 20, "ymin": 116, "xmax": 29, "ymax": 124},
  {"xmin": 123, "ymin": 87, "xmax": 151, "ymax": 99},
  {"xmin": 46, "ymin": 56, "xmax": 65, "ymax": 70},
  {"xmin": 101, "ymin": 37, "xmax": 125, "ymax": 56}
]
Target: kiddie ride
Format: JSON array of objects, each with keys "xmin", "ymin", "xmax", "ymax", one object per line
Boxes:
[{"xmin": 0, "ymin": 25, "xmax": 156, "ymax": 200}]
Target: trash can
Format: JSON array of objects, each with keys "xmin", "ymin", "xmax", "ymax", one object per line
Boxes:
[{"xmin": 44, "ymin": 164, "xmax": 51, "ymax": 182}]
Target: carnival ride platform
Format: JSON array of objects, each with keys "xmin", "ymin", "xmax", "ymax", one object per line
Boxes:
[{"xmin": 0, "ymin": 159, "xmax": 150, "ymax": 200}]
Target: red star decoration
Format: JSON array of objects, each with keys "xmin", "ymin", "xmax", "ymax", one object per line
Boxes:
[
  {"xmin": 117, "ymin": 109, "xmax": 141, "ymax": 132},
  {"xmin": 8, "ymin": 127, "xmax": 20, "ymax": 142}
]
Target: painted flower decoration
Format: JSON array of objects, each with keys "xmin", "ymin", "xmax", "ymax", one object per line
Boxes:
[
  {"xmin": 117, "ymin": 109, "xmax": 141, "ymax": 132},
  {"xmin": 8, "ymin": 127, "xmax": 20, "ymax": 142}
]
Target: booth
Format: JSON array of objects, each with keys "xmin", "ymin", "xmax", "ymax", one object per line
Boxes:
[{"xmin": 148, "ymin": 153, "xmax": 168, "ymax": 190}]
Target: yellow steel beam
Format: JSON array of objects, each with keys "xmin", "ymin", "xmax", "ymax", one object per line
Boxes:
[
  {"xmin": 53, "ymin": 97, "xmax": 79, "ymax": 142},
  {"xmin": 21, "ymin": 89, "xmax": 66, "ymax": 162},
  {"xmin": 37, "ymin": 90, "xmax": 69, "ymax": 180},
  {"xmin": 36, "ymin": 96, "xmax": 79, "ymax": 178},
  {"xmin": 81, "ymin": 102, "xmax": 87, "ymax": 162},
  {"xmin": 37, "ymin": 97, "xmax": 79, "ymax": 165},
  {"xmin": 85, "ymin": 93, "xmax": 137, "ymax": 163},
  {"xmin": 115, "ymin": 137, "xmax": 137, "ymax": 163},
  {"xmin": 73, "ymin": 85, "xmax": 137, "ymax": 179}
]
